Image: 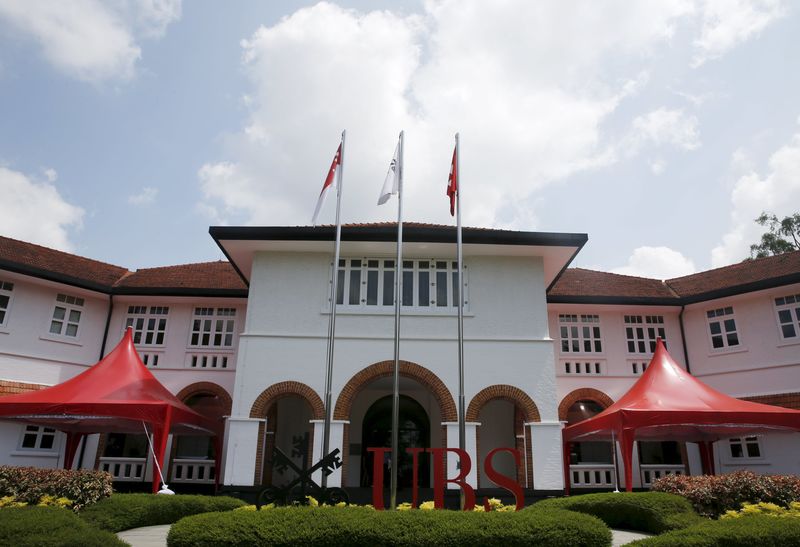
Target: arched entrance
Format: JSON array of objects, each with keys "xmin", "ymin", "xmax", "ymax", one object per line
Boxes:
[
  {"xmin": 467, "ymin": 385, "xmax": 540, "ymax": 488},
  {"xmin": 336, "ymin": 362, "xmax": 453, "ymax": 489},
  {"xmin": 360, "ymin": 395, "xmax": 430, "ymax": 488},
  {"xmin": 249, "ymin": 381, "xmax": 324, "ymax": 486}
]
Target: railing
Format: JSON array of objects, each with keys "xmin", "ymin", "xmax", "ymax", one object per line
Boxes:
[
  {"xmin": 171, "ymin": 458, "xmax": 216, "ymax": 483},
  {"xmin": 640, "ymin": 465, "xmax": 684, "ymax": 487},
  {"xmin": 570, "ymin": 464, "xmax": 616, "ymax": 488},
  {"xmin": 99, "ymin": 457, "xmax": 147, "ymax": 481}
]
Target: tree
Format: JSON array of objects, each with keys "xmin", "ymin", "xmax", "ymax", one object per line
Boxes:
[{"xmin": 749, "ymin": 212, "xmax": 800, "ymax": 259}]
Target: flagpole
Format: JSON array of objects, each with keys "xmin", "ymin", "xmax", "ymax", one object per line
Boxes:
[
  {"xmin": 390, "ymin": 130, "xmax": 404, "ymax": 510},
  {"xmin": 455, "ymin": 132, "xmax": 466, "ymax": 509},
  {"xmin": 321, "ymin": 130, "xmax": 345, "ymax": 490}
]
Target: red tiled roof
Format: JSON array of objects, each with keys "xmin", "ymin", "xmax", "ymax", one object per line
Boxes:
[
  {"xmin": 666, "ymin": 250, "xmax": 800, "ymax": 299},
  {"xmin": 0, "ymin": 235, "xmax": 128, "ymax": 289},
  {"xmin": 114, "ymin": 261, "xmax": 246, "ymax": 291},
  {"xmin": 548, "ymin": 268, "xmax": 677, "ymax": 301}
]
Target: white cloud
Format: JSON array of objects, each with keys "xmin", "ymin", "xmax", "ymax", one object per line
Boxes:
[
  {"xmin": 127, "ymin": 186, "xmax": 158, "ymax": 205},
  {"xmin": 629, "ymin": 108, "xmax": 701, "ymax": 151},
  {"xmin": 196, "ymin": 1, "xmax": 780, "ymax": 229},
  {"xmin": 611, "ymin": 246, "xmax": 696, "ymax": 279},
  {"xmin": 0, "ymin": 166, "xmax": 84, "ymax": 251},
  {"xmin": 650, "ymin": 159, "xmax": 666, "ymax": 175},
  {"xmin": 711, "ymin": 126, "xmax": 800, "ymax": 266},
  {"xmin": 0, "ymin": 0, "xmax": 181, "ymax": 83},
  {"xmin": 693, "ymin": 0, "xmax": 786, "ymax": 67}
]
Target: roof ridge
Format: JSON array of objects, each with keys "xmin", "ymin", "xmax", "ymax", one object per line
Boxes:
[{"xmin": 666, "ymin": 250, "xmax": 800, "ymax": 283}]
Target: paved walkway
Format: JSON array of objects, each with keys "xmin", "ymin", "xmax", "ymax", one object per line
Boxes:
[{"xmin": 117, "ymin": 524, "xmax": 652, "ymax": 546}]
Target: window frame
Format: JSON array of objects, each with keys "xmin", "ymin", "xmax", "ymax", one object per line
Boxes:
[
  {"xmin": 18, "ymin": 425, "xmax": 59, "ymax": 452},
  {"xmin": 558, "ymin": 314, "xmax": 603, "ymax": 354},
  {"xmin": 705, "ymin": 306, "xmax": 741, "ymax": 351},
  {"xmin": 624, "ymin": 314, "xmax": 666, "ymax": 354},
  {"xmin": 728, "ymin": 436, "xmax": 763, "ymax": 460},
  {"xmin": 774, "ymin": 293, "xmax": 800, "ymax": 342},
  {"xmin": 332, "ymin": 257, "xmax": 467, "ymax": 312},
  {"xmin": 124, "ymin": 305, "xmax": 170, "ymax": 347},
  {"xmin": 47, "ymin": 293, "xmax": 85, "ymax": 340},
  {"xmin": 188, "ymin": 307, "xmax": 237, "ymax": 348},
  {"xmin": 0, "ymin": 279, "xmax": 14, "ymax": 329}
]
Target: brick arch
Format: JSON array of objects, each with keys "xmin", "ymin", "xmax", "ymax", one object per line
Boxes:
[
  {"xmin": 466, "ymin": 385, "xmax": 541, "ymax": 423},
  {"xmin": 333, "ymin": 361, "xmax": 457, "ymax": 421},
  {"xmin": 249, "ymin": 381, "xmax": 324, "ymax": 420},
  {"xmin": 176, "ymin": 382, "xmax": 233, "ymax": 414},
  {"xmin": 558, "ymin": 388, "xmax": 614, "ymax": 421}
]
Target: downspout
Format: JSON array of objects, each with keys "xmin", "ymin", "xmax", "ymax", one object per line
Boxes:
[
  {"xmin": 678, "ymin": 305, "xmax": 691, "ymax": 374},
  {"xmin": 99, "ymin": 294, "xmax": 114, "ymax": 359}
]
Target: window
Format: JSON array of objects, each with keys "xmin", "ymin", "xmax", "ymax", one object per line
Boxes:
[
  {"xmin": 563, "ymin": 361, "xmax": 603, "ymax": 375},
  {"xmin": 624, "ymin": 315, "xmax": 666, "ymax": 353},
  {"xmin": 729, "ymin": 436, "xmax": 762, "ymax": 459},
  {"xmin": 190, "ymin": 307, "xmax": 236, "ymax": 347},
  {"xmin": 19, "ymin": 425, "xmax": 57, "ymax": 450},
  {"xmin": 125, "ymin": 306, "xmax": 169, "ymax": 345},
  {"xmin": 631, "ymin": 361, "xmax": 648, "ymax": 375},
  {"xmin": 48, "ymin": 293, "xmax": 84, "ymax": 338},
  {"xmin": 775, "ymin": 294, "xmax": 800, "ymax": 340},
  {"xmin": 0, "ymin": 279, "xmax": 13, "ymax": 327},
  {"xmin": 706, "ymin": 307, "xmax": 739, "ymax": 349},
  {"xmin": 559, "ymin": 314, "xmax": 602, "ymax": 353},
  {"xmin": 334, "ymin": 258, "xmax": 464, "ymax": 309}
]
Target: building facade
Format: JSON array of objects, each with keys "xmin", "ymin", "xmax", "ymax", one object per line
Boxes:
[{"xmin": 0, "ymin": 226, "xmax": 798, "ymax": 493}]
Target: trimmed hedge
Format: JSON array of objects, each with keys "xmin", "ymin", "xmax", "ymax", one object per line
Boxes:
[
  {"xmin": 0, "ymin": 506, "xmax": 126, "ymax": 547},
  {"xmin": 532, "ymin": 492, "xmax": 703, "ymax": 534},
  {"xmin": 80, "ymin": 492, "xmax": 247, "ymax": 532},
  {"xmin": 0, "ymin": 465, "xmax": 112, "ymax": 510},
  {"xmin": 167, "ymin": 505, "xmax": 612, "ymax": 547},
  {"xmin": 652, "ymin": 471, "xmax": 800, "ymax": 517},
  {"xmin": 630, "ymin": 514, "xmax": 800, "ymax": 546}
]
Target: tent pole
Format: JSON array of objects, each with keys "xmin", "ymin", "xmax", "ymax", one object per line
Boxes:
[
  {"xmin": 611, "ymin": 430, "xmax": 620, "ymax": 493},
  {"xmin": 620, "ymin": 428, "xmax": 635, "ymax": 492}
]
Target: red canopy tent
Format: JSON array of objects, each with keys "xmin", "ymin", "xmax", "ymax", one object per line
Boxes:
[
  {"xmin": 0, "ymin": 329, "xmax": 222, "ymax": 493},
  {"xmin": 562, "ymin": 339, "xmax": 800, "ymax": 494}
]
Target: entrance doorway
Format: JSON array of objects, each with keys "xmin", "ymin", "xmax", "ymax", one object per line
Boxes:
[{"xmin": 360, "ymin": 395, "xmax": 430, "ymax": 488}]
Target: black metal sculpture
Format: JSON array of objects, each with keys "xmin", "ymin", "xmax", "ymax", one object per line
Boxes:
[{"xmin": 256, "ymin": 432, "xmax": 348, "ymax": 508}]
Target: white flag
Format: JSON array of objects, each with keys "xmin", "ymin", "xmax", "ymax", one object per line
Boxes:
[{"xmin": 377, "ymin": 140, "xmax": 400, "ymax": 205}]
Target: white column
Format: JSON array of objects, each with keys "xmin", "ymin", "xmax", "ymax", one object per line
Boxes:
[
  {"xmin": 444, "ymin": 422, "xmax": 478, "ymax": 489},
  {"xmin": 311, "ymin": 419, "xmax": 348, "ymax": 487},
  {"xmin": 223, "ymin": 417, "xmax": 263, "ymax": 486},
  {"xmin": 528, "ymin": 421, "xmax": 564, "ymax": 490}
]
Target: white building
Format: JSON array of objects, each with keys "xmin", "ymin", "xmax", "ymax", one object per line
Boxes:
[{"xmin": 0, "ymin": 225, "xmax": 798, "ymax": 494}]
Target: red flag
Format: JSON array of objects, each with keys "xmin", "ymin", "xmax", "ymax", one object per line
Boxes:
[
  {"xmin": 446, "ymin": 146, "xmax": 457, "ymax": 216},
  {"xmin": 312, "ymin": 144, "xmax": 342, "ymax": 225}
]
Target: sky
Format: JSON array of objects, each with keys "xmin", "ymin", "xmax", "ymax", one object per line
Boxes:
[{"xmin": 1, "ymin": 0, "xmax": 799, "ymax": 280}]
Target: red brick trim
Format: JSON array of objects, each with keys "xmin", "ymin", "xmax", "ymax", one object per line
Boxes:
[
  {"xmin": 0, "ymin": 379, "xmax": 46, "ymax": 396},
  {"xmin": 175, "ymin": 382, "xmax": 233, "ymax": 414},
  {"xmin": 333, "ymin": 361, "xmax": 457, "ymax": 421},
  {"xmin": 741, "ymin": 392, "xmax": 800, "ymax": 410},
  {"xmin": 466, "ymin": 385, "xmax": 541, "ymax": 423},
  {"xmin": 249, "ymin": 381, "xmax": 324, "ymax": 420},
  {"xmin": 558, "ymin": 388, "xmax": 614, "ymax": 421}
]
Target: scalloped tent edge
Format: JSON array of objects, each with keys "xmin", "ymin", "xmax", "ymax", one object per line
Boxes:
[
  {"xmin": 0, "ymin": 329, "xmax": 222, "ymax": 493},
  {"xmin": 562, "ymin": 339, "xmax": 800, "ymax": 493}
]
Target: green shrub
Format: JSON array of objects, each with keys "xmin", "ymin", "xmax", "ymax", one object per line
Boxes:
[
  {"xmin": 0, "ymin": 465, "xmax": 112, "ymax": 510},
  {"xmin": 0, "ymin": 506, "xmax": 126, "ymax": 547},
  {"xmin": 630, "ymin": 514, "xmax": 800, "ymax": 546},
  {"xmin": 652, "ymin": 471, "xmax": 800, "ymax": 517},
  {"xmin": 80, "ymin": 492, "xmax": 246, "ymax": 532},
  {"xmin": 532, "ymin": 492, "xmax": 703, "ymax": 534},
  {"xmin": 168, "ymin": 505, "xmax": 612, "ymax": 547}
]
